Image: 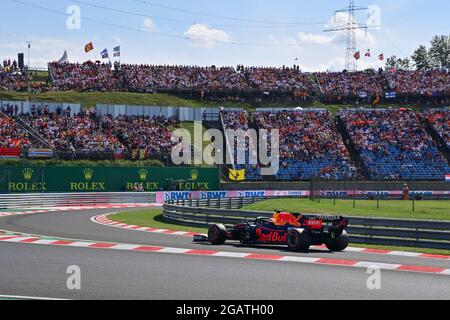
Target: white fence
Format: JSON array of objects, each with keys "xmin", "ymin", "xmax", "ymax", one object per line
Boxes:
[
  {"xmin": 1, "ymin": 100, "xmax": 81, "ymax": 116},
  {"xmin": 0, "ymin": 192, "xmax": 156, "ymax": 209},
  {"xmin": 95, "ymin": 104, "xmax": 243, "ymax": 121}
]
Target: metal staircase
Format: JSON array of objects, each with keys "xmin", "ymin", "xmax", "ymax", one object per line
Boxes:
[{"xmin": 14, "ymin": 116, "xmax": 53, "ymax": 149}]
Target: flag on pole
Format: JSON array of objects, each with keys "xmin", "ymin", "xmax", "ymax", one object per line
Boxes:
[
  {"xmin": 378, "ymin": 53, "xmax": 384, "ymax": 61},
  {"xmin": 84, "ymin": 42, "xmax": 94, "ymax": 53},
  {"xmin": 354, "ymin": 51, "xmax": 361, "ymax": 60},
  {"xmin": 113, "ymin": 46, "xmax": 121, "ymax": 57},
  {"xmin": 373, "ymin": 93, "xmax": 381, "ymax": 105},
  {"xmin": 445, "ymin": 174, "xmax": 450, "ymax": 182},
  {"xmin": 100, "ymin": 48, "xmax": 109, "ymax": 59},
  {"xmin": 229, "ymin": 169, "xmax": 246, "ymax": 182},
  {"xmin": 365, "ymin": 49, "xmax": 371, "ymax": 57}
]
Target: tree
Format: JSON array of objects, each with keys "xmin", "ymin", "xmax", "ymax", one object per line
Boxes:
[
  {"xmin": 398, "ymin": 58, "xmax": 412, "ymax": 70},
  {"xmin": 385, "ymin": 55, "xmax": 398, "ymax": 70},
  {"xmin": 411, "ymin": 45, "xmax": 430, "ymax": 70},
  {"xmin": 428, "ymin": 35, "xmax": 449, "ymax": 68},
  {"xmin": 385, "ymin": 55, "xmax": 411, "ymax": 70}
]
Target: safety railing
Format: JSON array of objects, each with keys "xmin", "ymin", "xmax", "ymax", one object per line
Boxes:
[
  {"xmin": 0, "ymin": 192, "xmax": 156, "ymax": 209},
  {"xmin": 163, "ymin": 199, "xmax": 450, "ymax": 250}
]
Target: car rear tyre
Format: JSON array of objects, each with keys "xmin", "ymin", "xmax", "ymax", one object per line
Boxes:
[
  {"xmin": 287, "ymin": 229, "xmax": 312, "ymax": 251},
  {"xmin": 208, "ymin": 224, "xmax": 227, "ymax": 245},
  {"xmin": 325, "ymin": 231, "xmax": 349, "ymax": 252}
]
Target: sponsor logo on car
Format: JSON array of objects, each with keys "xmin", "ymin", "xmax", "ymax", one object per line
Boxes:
[
  {"xmin": 272, "ymin": 212, "xmax": 302, "ymax": 227},
  {"xmin": 255, "ymin": 228, "xmax": 287, "ymax": 243}
]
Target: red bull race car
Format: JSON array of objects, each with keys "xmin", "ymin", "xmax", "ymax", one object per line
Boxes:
[{"xmin": 194, "ymin": 211, "xmax": 349, "ymax": 252}]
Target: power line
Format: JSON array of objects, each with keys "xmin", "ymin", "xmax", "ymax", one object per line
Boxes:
[
  {"xmin": 8, "ymin": 0, "xmax": 346, "ymax": 48},
  {"xmin": 324, "ymin": 0, "xmax": 379, "ymax": 71},
  {"xmin": 71, "ymin": 0, "xmax": 327, "ymax": 29},
  {"xmin": 130, "ymin": 0, "xmax": 323, "ymax": 26}
]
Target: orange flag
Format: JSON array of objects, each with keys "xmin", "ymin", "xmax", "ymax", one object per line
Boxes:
[{"xmin": 84, "ymin": 42, "xmax": 94, "ymax": 53}]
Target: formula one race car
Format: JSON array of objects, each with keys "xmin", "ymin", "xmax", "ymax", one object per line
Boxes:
[{"xmin": 194, "ymin": 211, "xmax": 349, "ymax": 252}]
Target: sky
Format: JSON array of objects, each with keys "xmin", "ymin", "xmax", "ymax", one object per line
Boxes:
[{"xmin": 0, "ymin": 0, "xmax": 448, "ymax": 71}]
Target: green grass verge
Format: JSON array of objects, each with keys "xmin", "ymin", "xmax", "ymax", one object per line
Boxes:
[
  {"xmin": 0, "ymin": 91, "xmax": 219, "ymax": 108},
  {"xmin": 243, "ymin": 199, "xmax": 450, "ymax": 221},
  {"xmin": 0, "ymin": 90, "xmax": 424, "ymax": 113},
  {"xmin": 0, "ymin": 90, "xmax": 254, "ymax": 109},
  {"xmin": 109, "ymin": 207, "xmax": 450, "ymax": 255}
]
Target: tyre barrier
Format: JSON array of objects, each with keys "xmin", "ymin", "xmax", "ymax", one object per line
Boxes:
[{"xmin": 163, "ymin": 198, "xmax": 450, "ymax": 250}]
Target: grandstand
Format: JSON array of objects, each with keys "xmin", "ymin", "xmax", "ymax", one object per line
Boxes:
[
  {"xmin": 0, "ymin": 58, "xmax": 449, "ymax": 182},
  {"xmin": 425, "ymin": 109, "xmax": 450, "ymax": 148},
  {"xmin": 338, "ymin": 109, "xmax": 450, "ymax": 180},
  {"xmin": 227, "ymin": 110, "xmax": 359, "ymax": 181},
  {"xmin": 26, "ymin": 62, "xmax": 450, "ymax": 102},
  {"xmin": 221, "ymin": 108, "xmax": 449, "ymax": 181}
]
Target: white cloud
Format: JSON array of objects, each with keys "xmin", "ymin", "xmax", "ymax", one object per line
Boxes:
[
  {"xmin": 326, "ymin": 12, "xmax": 378, "ymax": 46},
  {"xmin": 296, "ymin": 12, "xmax": 377, "ymax": 48},
  {"xmin": 298, "ymin": 32, "xmax": 335, "ymax": 45},
  {"xmin": 315, "ymin": 57, "xmax": 346, "ymax": 72},
  {"xmin": 143, "ymin": 18, "xmax": 158, "ymax": 32},
  {"xmin": 184, "ymin": 24, "xmax": 231, "ymax": 48}
]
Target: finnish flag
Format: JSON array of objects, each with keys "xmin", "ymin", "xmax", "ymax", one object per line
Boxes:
[{"xmin": 101, "ymin": 48, "xmax": 109, "ymax": 59}]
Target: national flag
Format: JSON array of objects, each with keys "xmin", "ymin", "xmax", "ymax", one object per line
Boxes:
[
  {"xmin": 229, "ymin": 169, "xmax": 246, "ymax": 182},
  {"xmin": 365, "ymin": 49, "xmax": 371, "ymax": 57},
  {"xmin": 378, "ymin": 53, "xmax": 384, "ymax": 61},
  {"xmin": 354, "ymin": 51, "xmax": 360, "ymax": 60},
  {"xmin": 373, "ymin": 93, "xmax": 381, "ymax": 105},
  {"xmin": 113, "ymin": 46, "xmax": 121, "ymax": 57},
  {"xmin": 100, "ymin": 48, "xmax": 109, "ymax": 59},
  {"xmin": 0, "ymin": 148, "xmax": 21, "ymax": 159},
  {"xmin": 385, "ymin": 92, "xmax": 397, "ymax": 99},
  {"xmin": 445, "ymin": 174, "xmax": 450, "ymax": 182},
  {"xmin": 84, "ymin": 42, "xmax": 94, "ymax": 53}
]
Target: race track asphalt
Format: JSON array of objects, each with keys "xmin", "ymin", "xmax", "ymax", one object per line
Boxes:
[{"xmin": 0, "ymin": 208, "xmax": 449, "ymax": 300}]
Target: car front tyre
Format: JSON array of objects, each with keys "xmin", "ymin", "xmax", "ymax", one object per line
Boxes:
[{"xmin": 208, "ymin": 224, "xmax": 227, "ymax": 245}]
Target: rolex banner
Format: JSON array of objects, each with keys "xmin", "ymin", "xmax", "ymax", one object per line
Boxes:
[
  {"xmin": 1, "ymin": 167, "xmax": 220, "ymax": 193},
  {"xmin": 229, "ymin": 169, "xmax": 246, "ymax": 182}
]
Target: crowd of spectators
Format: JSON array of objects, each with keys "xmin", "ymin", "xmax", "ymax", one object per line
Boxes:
[
  {"xmin": 221, "ymin": 111, "xmax": 255, "ymax": 175},
  {"xmin": 120, "ymin": 64, "xmax": 248, "ymax": 93},
  {"xmin": 1, "ymin": 103, "xmax": 20, "ymax": 117},
  {"xmin": 222, "ymin": 110, "xmax": 358, "ymax": 180},
  {"xmin": 244, "ymin": 66, "xmax": 315, "ymax": 93},
  {"xmin": 1, "ymin": 58, "xmax": 27, "ymax": 91},
  {"xmin": 105, "ymin": 114, "xmax": 178, "ymax": 156},
  {"xmin": 0, "ymin": 113, "xmax": 31, "ymax": 149},
  {"xmin": 315, "ymin": 70, "xmax": 384, "ymax": 99},
  {"xmin": 21, "ymin": 111, "xmax": 124, "ymax": 152},
  {"xmin": 385, "ymin": 69, "xmax": 450, "ymax": 97},
  {"xmin": 424, "ymin": 109, "xmax": 450, "ymax": 148},
  {"xmin": 17, "ymin": 110, "xmax": 179, "ymax": 157},
  {"xmin": 254, "ymin": 110, "xmax": 357, "ymax": 180},
  {"xmin": 45, "ymin": 62, "xmax": 450, "ymax": 100},
  {"xmin": 49, "ymin": 61, "xmax": 116, "ymax": 92},
  {"xmin": 339, "ymin": 109, "xmax": 450, "ymax": 180}
]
